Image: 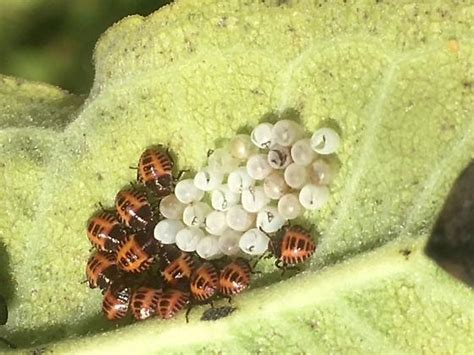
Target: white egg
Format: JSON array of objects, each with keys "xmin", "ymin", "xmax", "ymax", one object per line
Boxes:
[
  {"xmin": 278, "ymin": 193, "xmax": 303, "ymax": 220},
  {"xmin": 159, "ymin": 194, "xmax": 186, "ymax": 220},
  {"xmin": 239, "ymin": 228, "xmax": 270, "ymax": 256},
  {"xmin": 226, "ymin": 205, "xmax": 255, "ymax": 232},
  {"xmin": 208, "ymin": 148, "xmax": 240, "ymax": 174},
  {"xmin": 205, "ymin": 210, "xmax": 228, "ymax": 235},
  {"xmin": 196, "ymin": 235, "xmax": 223, "ymax": 260},
  {"xmin": 310, "ymin": 128, "xmax": 341, "ymax": 155},
  {"xmin": 175, "ymin": 179, "xmax": 204, "ymax": 204},
  {"xmin": 229, "ymin": 134, "xmax": 257, "ymax": 160},
  {"xmin": 299, "ymin": 184, "xmax": 330, "ymax": 210},
  {"xmin": 309, "ymin": 159, "xmax": 334, "ymax": 185},
  {"xmin": 217, "ymin": 230, "xmax": 242, "ymax": 256},
  {"xmin": 194, "ymin": 168, "xmax": 224, "ymax": 191},
  {"xmin": 272, "ymin": 120, "xmax": 304, "ymax": 147},
  {"xmin": 246, "ymin": 154, "xmax": 273, "ymax": 180},
  {"xmin": 284, "ymin": 163, "xmax": 308, "ymax": 189},
  {"xmin": 182, "ymin": 202, "xmax": 212, "ymax": 227},
  {"xmin": 241, "ymin": 186, "xmax": 270, "ymax": 213},
  {"xmin": 211, "ymin": 185, "xmax": 240, "ymax": 211},
  {"xmin": 291, "ymin": 139, "xmax": 316, "ymax": 166},
  {"xmin": 251, "ymin": 122, "xmax": 274, "ymax": 149},
  {"xmin": 256, "ymin": 206, "xmax": 285, "ymax": 233},
  {"xmin": 154, "ymin": 219, "xmax": 185, "ymax": 244},
  {"xmin": 227, "ymin": 168, "xmax": 255, "ymax": 193},
  {"xmin": 175, "ymin": 227, "xmax": 204, "ymax": 252},
  {"xmin": 263, "ymin": 172, "xmax": 290, "ymax": 200}
]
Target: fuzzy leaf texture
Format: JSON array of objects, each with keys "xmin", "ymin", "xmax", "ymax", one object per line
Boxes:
[{"xmin": 0, "ymin": 0, "xmax": 473, "ymax": 353}]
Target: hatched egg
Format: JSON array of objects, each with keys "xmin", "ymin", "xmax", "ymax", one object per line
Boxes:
[
  {"xmin": 241, "ymin": 186, "xmax": 270, "ymax": 213},
  {"xmin": 226, "ymin": 205, "xmax": 255, "ymax": 232},
  {"xmin": 284, "ymin": 163, "xmax": 308, "ymax": 189},
  {"xmin": 205, "ymin": 210, "xmax": 228, "ymax": 236},
  {"xmin": 175, "ymin": 179, "xmax": 204, "ymax": 204},
  {"xmin": 194, "ymin": 168, "xmax": 224, "ymax": 191},
  {"xmin": 256, "ymin": 206, "xmax": 285, "ymax": 233},
  {"xmin": 196, "ymin": 235, "xmax": 223, "ymax": 260},
  {"xmin": 272, "ymin": 120, "xmax": 304, "ymax": 147},
  {"xmin": 291, "ymin": 139, "xmax": 316, "ymax": 166},
  {"xmin": 250, "ymin": 123, "xmax": 274, "ymax": 149},
  {"xmin": 278, "ymin": 193, "xmax": 303, "ymax": 220},
  {"xmin": 211, "ymin": 185, "xmax": 240, "ymax": 211},
  {"xmin": 175, "ymin": 227, "xmax": 204, "ymax": 252},
  {"xmin": 309, "ymin": 159, "xmax": 334, "ymax": 185},
  {"xmin": 159, "ymin": 194, "xmax": 186, "ymax": 220},
  {"xmin": 267, "ymin": 144, "xmax": 292, "ymax": 169},
  {"xmin": 229, "ymin": 134, "xmax": 257, "ymax": 160},
  {"xmin": 227, "ymin": 168, "xmax": 255, "ymax": 193},
  {"xmin": 217, "ymin": 230, "xmax": 242, "ymax": 256},
  {"xmin": 246, "ymin": 154, "xmax": 272, "ymax": 180},
  {"xmin": 183, "ymin": 202, "xmax": 212, "ymax": 228},
  {"xmin": 154, "ymin": 219, "xmax": 185, "ymax": 244},
  {"xmin": 208, "ymin": 148, "xmax": 239, "ymax": 174},
  {"xmin": 239, "ymin": 228, "xmax": 270, "ymax": 256},
  {"xmin": 263, "ymin": 172, "xmax": 289, "ymax": 200},
  {"xmin": 310, "ymin": 128, "xmax": 341, "ymax": 155},
  {"xmin": 299, "ymin": 184, "xmax": 330, "ymax": 210}
]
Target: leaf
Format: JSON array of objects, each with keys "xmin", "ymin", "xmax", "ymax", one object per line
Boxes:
[{"xmin": 1, "ymin": 0, "xmax": 473, "ymax": 353}]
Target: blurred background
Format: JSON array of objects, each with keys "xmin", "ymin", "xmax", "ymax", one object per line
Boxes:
[{"xmin": 0, "ymin": 0, "xmax": 171, "ymax": 95}]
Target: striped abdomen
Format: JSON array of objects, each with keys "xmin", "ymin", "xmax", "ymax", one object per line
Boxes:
[
  {"xmin": 278, "ymin": 225, "xmax": 316, "ymax": 266},
  {"xmin": 85, "ymin": 251, "xmax": 118, "ymax": 290},
  {"xmin": 102, "ymin": 284, "xmax": 132, "ymax": 320},
  {"xmin": 162, "ymin": 252, "xmax": 195, "ymax": 286},
  {"xmin": 190, "ymin": 263, "xmax": 218, "ymax": 301},
  {"xmin": 86, "ymin": 211, "xmax": 126, "ymax": 252},
  {"xmin": 115, "ymin": 187, "xmax": 152, "ymax": 230},
  {"xmin": 137, "ymin": 147, "xmax": 174, "ymax": 197},
  {"xmin": 116, "ymin": 233, "xmax": 157, "ymax": 273},
  {"xmin": 157, "ymin": 289, "xmax": 190, "ymax": 319},
  {"xmin": 130, "ymin": 287, "xmax": 162, "ymax": 320},
  {"xmin": 218, "ymin": 258, "xmax": 251, "ymax": 296}
]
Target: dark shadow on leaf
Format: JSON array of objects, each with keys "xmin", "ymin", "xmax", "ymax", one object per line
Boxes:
[{"xmin": 425, "ymin": 161, "xmax": 474, "ymax": 287}]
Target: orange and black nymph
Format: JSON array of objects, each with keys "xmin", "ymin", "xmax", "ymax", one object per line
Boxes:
[
  {"xmin": 159, "ymin": 246, "xmax": 195, "ymax": 287},
  {"xmin": 190, "ymin": 262, "xmax": 219, "ymax": 302},
  {"xmin": 269, "ymin": 225, "xmax": 316, "ymax": 267},
  {"xmin": 86, "ymin": 210, "xmax": 126, "ymax": 253},
  {"xmin": 130, "ymin": 286, "xmax": 162, "ymax": 321},
  {"xmin": 102, "ymin": 283, "xmax": 132, "ymax": 320},
  {"xmin": 218, "ymin": 258, "xmax": 251, "ymax": 296},
  {"xmin": 137, "ymin": 146, "xmax": 175, "ymax": 198},
  {"xmin": 116, "ymin": 231, "xmax": 158, "ymax": 273},
  {"xmin": 85, "ymin": 251, "xmax": 119, "ymax": 290},
  {"xmin": 115, "ymin": 186, "xmax": 153, "ymax": 231},
  {"xmin": 157, "ymin": 289, "xmax": 190, "ymax": 319}
]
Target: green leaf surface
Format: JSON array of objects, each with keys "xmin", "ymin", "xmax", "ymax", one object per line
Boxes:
[{"xmin": 0, "ymin": 0, "xmax": 473, "ymax": 353}]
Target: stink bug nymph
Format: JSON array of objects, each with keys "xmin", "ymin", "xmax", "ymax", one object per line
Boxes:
[
  {"xmin": 115, "ymin": 186, "xmax": 153, "ymax": 231},
  {"xmin": 190, "ymin": 262, "xmax": 219, "ymax": 302},
  {"xmin": 159, "ymin": 245, "xmax": 195, "ymax": 287},
  {"xmin": 102, "ymin": 283, "xmax": 132, "ymax": 320},
  {"xmin": 218, "ymin": 258, "xmax": 251, "ymax": 296},
  {"xmin": 116, "ymin": 231, "xmax": 159, "ymax": 273},
  {"xmin": 137, "ymin": 146, "xmax": 175, "ymax": 198},
  {"xmin": 130, "ymin": 286, "xmax": 162, "ymax": 321},
  {"xmin": 86, "ymin": 210, "xmax": 126, "ymax": 253},
  {"xmin": 157, "ymin": 288, "xmax": 190, "ymax": 319},
  {"xmin": 85, "ymin": 251, "xmax": 119, "ymax": 290},
  {"xmin": 269, "ymin": 225, "xmax": 316, "ymax": 268}
]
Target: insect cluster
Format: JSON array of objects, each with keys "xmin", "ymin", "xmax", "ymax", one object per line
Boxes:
[{"xmin": 85, "ymin": 119, "xmax": 341, "ymax": 322}]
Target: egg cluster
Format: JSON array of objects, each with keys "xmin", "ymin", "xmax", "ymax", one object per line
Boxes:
[
  {"xmin": 155, "ymin": 120, "xmax": 340, "ymax": 258},
  {"xmin": 84, "ymin": 119, "xmax": 340, "ymax": 322}
]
